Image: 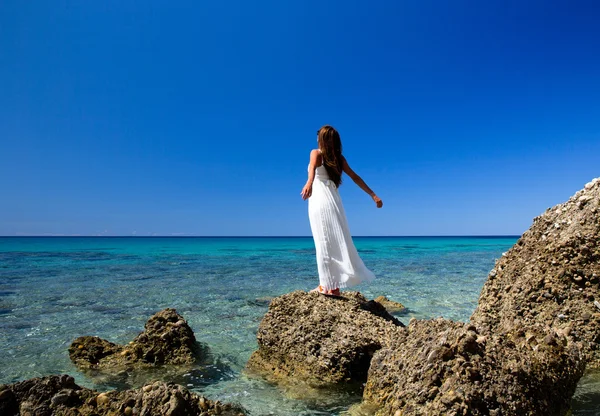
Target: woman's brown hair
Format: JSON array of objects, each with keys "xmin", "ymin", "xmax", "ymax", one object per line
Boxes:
[{"xmin": 317, "ymin": 125, "xmax": 343, "ymax": 188}]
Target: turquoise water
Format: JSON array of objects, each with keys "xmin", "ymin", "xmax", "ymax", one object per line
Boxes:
[{"xmin": 0, "ymin": 236, "xmax": 596, "ymax": 414}]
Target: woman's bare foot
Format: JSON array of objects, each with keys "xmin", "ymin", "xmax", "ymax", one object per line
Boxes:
[
  {"xmin": 309, "ymin": 285, "xmax": 323, "ymax": 293},
  {"xmin": 309, "ymin": 286, "xmax": 341, "ymax": 296}
]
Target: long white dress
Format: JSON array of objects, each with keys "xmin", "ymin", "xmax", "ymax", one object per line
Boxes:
[{"xmin": 308, "ymin": 163, "xmax": 376, "ymax": 290}]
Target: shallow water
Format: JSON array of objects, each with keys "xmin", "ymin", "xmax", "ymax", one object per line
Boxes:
[{"xmin": 0, "ymin": 236, "xmax": 597, "ymax": 414}]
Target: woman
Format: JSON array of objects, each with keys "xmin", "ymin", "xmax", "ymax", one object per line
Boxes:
[{"xmin": 301, "ymin": 125, "xmax": 383, "ymax": 295}]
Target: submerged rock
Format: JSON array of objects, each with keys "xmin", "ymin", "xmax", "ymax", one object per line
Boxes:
[
  {"xmin": 246, "ymin": 291, "xmax": 404, "ymax": 389},
  {"xmin": 472, "ymin": 177, "xmax": 600, "ymax": 366},
  {"xmin": 373, "ymin": 295, "xmax": 405, "ymax": 313},
  {"xmin": 364, "ymin": 318, "xmax": 584, "ymax": 415},
  {"xmin": 0, "ymin": 375, "xmax": 246, "ymax": 416},
  {"xmin": 247, "ymin": 296, "xmax": 274, "ymax": 307},
  {"xmin": 69, "ymin": 308, "xmax": 201, "ymax": 371}
]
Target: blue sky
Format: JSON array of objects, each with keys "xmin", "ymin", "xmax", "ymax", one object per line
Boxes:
[{"xmin": 1, "ymin": 0, "xmax": 599, "ymax": 236}]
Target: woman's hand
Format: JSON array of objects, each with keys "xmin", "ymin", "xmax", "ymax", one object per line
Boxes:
[
  {"xmin": 373, "ymin": 195, "xmax": 383, "ymax": 208},
  {"xmin": 301, "ymin": 184, "xmax": 313, "ymax": 200}
]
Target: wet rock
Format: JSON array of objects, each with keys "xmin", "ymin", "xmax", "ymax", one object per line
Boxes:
[
  {"xmin": 0, "ymin": 375, "xmax": 245, "ymax": 416},
  {"xmin": 363, "ymin": 319, "xmax": 585, "ymax": 416},
  {"xmin": 69, "ymin": 308, "xmax": 202, "ymax": 371},
  {"xmin": 373, "ymin": 295, "xmax": 406, "ymax": 313},
  {"xmin": 246, "ymin": 291, "xmax": 404, "ymax": 388},
  {"xmin": 472, "ymin": 177, "xmax": 600, "ymax": 366}
]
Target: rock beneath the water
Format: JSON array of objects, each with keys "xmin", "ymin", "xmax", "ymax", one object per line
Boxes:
[
  {"xmin": 373, "ymin": 295, "xmax": 406, "ymax": 313},
  {"xmin": 472, "ymin": 177, "xmax": 600, "ymax": 366},
  {"xmin": 0, "ymin": 375, "xmax": 246, "ymax": 416},
  {"xmin": 247, "ymin": 296, "xmax": 274, "ymax": 307},
  {"xmin": 69, "ymin": 308, "xmax": 201, "ymax": 371},
  {"xmin": 364, "ymin": 318, "xmax": 585, "ymax": 416},
  {"xmin": 246, "ymin": 291, "xmax": 404, "ymax": 388}
]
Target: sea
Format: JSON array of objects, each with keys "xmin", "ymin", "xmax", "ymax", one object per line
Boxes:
[{"xmin": 0, "ymin": 236, "xmax": 598, "ymax": 415}]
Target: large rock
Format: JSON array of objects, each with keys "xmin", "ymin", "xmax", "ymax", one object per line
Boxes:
[
  {"xmin": 0, "ymin": 375, "xmax": 245, "ymax": 416},
  {"xmin": 472, "ymin": 178, "xmax": 600, "ymax": 366},
  {"xmin": 246, "ymin": 291, "xmax": 404, "ymax": 388},
  {"xmin": 361, "ymin": 179, "xmax": 600, "ymax": 415},
  {"xmin": 364, "ymin": 318, "xmax": 585, "ymax": 416},
  {"xmin": 69, "ymin": 308, "xmax": 201, "ymax": 371}
]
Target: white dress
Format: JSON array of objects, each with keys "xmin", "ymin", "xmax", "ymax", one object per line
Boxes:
[{"xmin": 308, "ymin": 162, "xmax": 376, "ymax": 290}]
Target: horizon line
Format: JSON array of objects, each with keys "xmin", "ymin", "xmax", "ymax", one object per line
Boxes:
[{"xmin": 0, "ymin": 235, "xmax": 522, "ymax": 238}]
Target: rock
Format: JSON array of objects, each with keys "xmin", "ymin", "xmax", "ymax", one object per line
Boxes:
[
  {"xmin": 50, "ymin": 391, "xmax": 70, "ymax": 406},
  {"xmin": 69, "ymin": 337, "xmax": 123, "ymax": 367},
  {"xmin": 246, "ymin": 291, "xmax": 404, "ymax": 388},
  {"xmin": 471, "ymin": 177, "xmax": 600, "ymax": 366},
  {"xmin": 247, "ymin": 296, "xmax": 274, "ymax": 307},
  {"xmin": 363, "ymin": 319, "xmax": 585, "ymax": 416},
  {"xmin": 69, "ymin": 308, "xmax": 201, "ymax": 372},
  {"xmin": 96, "ymin": 392, "xmax": 110, "ymax": 406},
  {"xmin": 1, "ymin": 374, "xmax": 88, "ymax": 416},
  {"xmin": 361, "ymin": 179, "xmax": 598, "ymax": 414},
  {"xmin": 0, "ymin": 386, "xmax": 18, "ymax": 416},
  {"xmin": 373, "ymin": 295, "xmax": 406, "ymax": 313},
  {"xmin": 0, "ymin": 375, "xmax": 246, "ymax": 416}
]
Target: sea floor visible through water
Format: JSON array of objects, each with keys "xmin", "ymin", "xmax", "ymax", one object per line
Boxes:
[{"xmin": 1, "ymin": 236, "xmax": 599, "ymax": 415}]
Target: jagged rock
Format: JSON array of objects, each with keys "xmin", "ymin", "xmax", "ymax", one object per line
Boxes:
[
  {"xmin": 246, "ymin": 291, "xmax": 404, "ymax": 388},
  {"xmin": 373, "ymin": 295, "xmax": 405, "ymax": 313},
  {"xmin": 363, "ymin": 318, "xmax": 585, "ymax": 416},
  {"xmin": 69, "ymin": 308, "xmax": 201, "ymax": 371},
  {"xmin": 472, "ymin": 177, "xmax": 600, "ymax": 366},
  {"xmin": 0, "ymin": 375, "xmax": 246, "ymax": 416},
  {"xmin": 360, "ymin": 179, "xmax": 599, "ymax": 414}
]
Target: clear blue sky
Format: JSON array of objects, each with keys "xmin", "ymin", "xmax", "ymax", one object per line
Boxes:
[{"xmin": 1, "ymin": 0, "xmax": 599, "ymax": 236}]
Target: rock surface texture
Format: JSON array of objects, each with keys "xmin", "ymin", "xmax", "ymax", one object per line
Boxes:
[
  {"xmin": 246, "ymin": 291, "xmax": 404, "ymax": 388},
  {"xmin": 361, "ymin": 179, "xmax": 599, "ymax": 415},
  {"xmin": 0, "ymin": 375, "xmax": 245, "ymax": 416},
  {"xmin": 69, "ymin": 308, "xmax": 200, "ymax": 370},
  {"xmin": 364, "ymin": 319, "xmax": 584, "ymax": 416},
  {"xmin": 471, "ymin": 177, "xmax": 600, "ymax": 366}
]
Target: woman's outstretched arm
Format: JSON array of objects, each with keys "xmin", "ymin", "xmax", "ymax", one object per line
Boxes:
[
  {"xmin": 342, "ymin": 156, "xmax": 383, "ymax": 208},
  {"xmin": 301, "ymin": 149, "xmax": 320, "ymax": 200}
]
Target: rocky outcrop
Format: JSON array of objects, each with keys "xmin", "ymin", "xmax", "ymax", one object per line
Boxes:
[
  {"xmin": 374, "ymin": 295, "xmax": 405, "ymax": 313},
  {"xmin": 472, "ymin": 178, "xmax": 600, "ymax": 366},
  {"xmin": 246, "ymin": 291, "xmax": 404, "ymax": 388},
  {"xmin": 247, "ymin": 179, "xmax": 600, "ymax": 415},
  {"xmin": 0, "ymin": 375, "xmax": 245, "ymax": 416},
  {"xmin": 69, "ymin": 308, "xmax": 201, "ymax": 371},
  {"xmin": 364, "ymin": 318, "xmax": 585, "ymax": 416},
  {"xmin": 361, "ymin": 179, "xmax": 600, "ymax": 415}
]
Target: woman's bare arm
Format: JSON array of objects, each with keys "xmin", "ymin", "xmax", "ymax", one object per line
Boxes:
[
  {"xmin": 301, "ymin": 149, "xmax": 321, "ymax": 200},
  {"xmin": 342, "ymin": 156, "xmax": 383, "ymax": 208}
]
